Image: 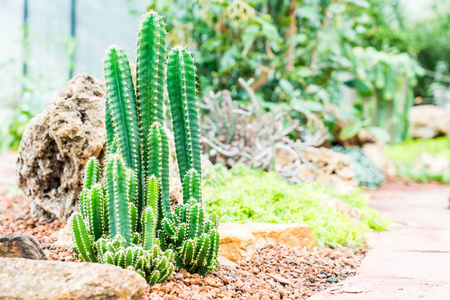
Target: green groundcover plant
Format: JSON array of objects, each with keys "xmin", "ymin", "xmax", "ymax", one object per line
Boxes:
[
  {"xmin": 71, "ymin": 11, "xmax": 219, "ymax": 284},
  {"xmin": 385, "ymin": 137, "xmax": 450, "ymax": 184},
  {"xmin": 203, "ymin": 164, "xmax": 391, "ymax": 248}
]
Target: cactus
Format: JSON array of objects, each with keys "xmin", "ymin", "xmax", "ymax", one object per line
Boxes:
[
  {"xmin": 162, "ymin": 203, "xmax": 220, "ymax": 275},
  {"xmin": 136, "ymin": 12, "xmax": 167, "ymax": 192},
  {"xmin": 167, "ymin": 46, "xmax": 202, "ymax": 181},
  {"xmin": 72, "ymin": 10, "xmax": 219, "ymax": 284}
]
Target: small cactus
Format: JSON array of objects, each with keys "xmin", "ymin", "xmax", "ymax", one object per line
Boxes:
[{"xmin": 72, "ymin": 10, "xmax": 219, "ymax": 284}]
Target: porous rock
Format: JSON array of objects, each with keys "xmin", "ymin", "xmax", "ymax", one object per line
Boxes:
[
  {"xmin": 293, "ymin": 147, "xmax": 357, "ymax": 187},
  {"xmin": 0, "ymin": 233, "xmax": 46, "ymax": 260},
  {"xmin": 54, "ymin": 215, "xmax": 73, "ymax": 250},
  {"xmin": 218, "ymin": 223, "xmax": 315, "ymax": 262},
  {"xmin": 322, "ymin": 196, "xmax": 361, "ymax": 222},
  {"xmin": 409, "ymin": 105, "xmax": 450, "ymax": 139},
  {"xmin": 0, "ymin": 257, "xmax": 147, "ymax": 300},
  {"xmin": 17, "ymin": 73, "xmax": 107, "ymax": 221}
]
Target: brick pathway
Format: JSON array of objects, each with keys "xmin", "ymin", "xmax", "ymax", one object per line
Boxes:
[{"xmin": 310, "ymin": 183, "xmax": 450, "ymax": 300}]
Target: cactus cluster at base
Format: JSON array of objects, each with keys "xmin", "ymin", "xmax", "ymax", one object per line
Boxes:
[{"xmin": 71, "ymin": 10, "xmax": 219, "ymax": 285}]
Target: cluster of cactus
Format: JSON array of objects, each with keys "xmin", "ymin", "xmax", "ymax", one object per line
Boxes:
[{"xmin": 71, "ymin": 11, "xmax": 219, "ymax": 284}]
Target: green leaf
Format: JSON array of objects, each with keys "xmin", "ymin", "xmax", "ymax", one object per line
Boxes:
[
  {"xmin": 340, "ymin": 123, "xmax": 363, "ymax": 140},
  {"xmin": 366, "ymin": 126, "xmax": 391, "ymax": 143},
  {"xmin": 292, "ymin": 99, "xmax": 323, "ymax": 112}
]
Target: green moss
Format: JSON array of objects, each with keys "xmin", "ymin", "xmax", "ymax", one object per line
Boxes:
[
  {"xmin": 385, "ymin": 137, "xmax": 450, "ymax": 163},
  {"xmin": 203, "ymin": 165, "xmax": 391, "ymax": 248}
]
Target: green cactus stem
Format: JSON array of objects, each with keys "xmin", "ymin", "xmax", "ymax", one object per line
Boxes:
[
  {"xmin": 105, "ymin": 154, "xmax": 133, "ymax": 245},
  {"xmin": 147, "ymin": 124, "xmax": 172, "ymax": 220},
  {"xmin": 142, "ymin": 207, "xmax": 157, "ymax": 250},
  {"xmin": 145, "ymin": 175, "xmax": 160, "ymax": 215},
  {"xmin": 182, "ymin": 169, "xmax": 201, "ymax": 204},
  {"xmin": 85, "ymin": 184, "xmax": 105, "ymax": 241},
  {"xmin": 167, "ymin": 46, "xmax": 202, "ymax": 182},
  {"xmin": 104, "ymin": 46, "xmax": 142, "ymax": 213},
  {"xmin": 136, "ymin": 11, "xmax": 167, "ymax": 185},
  {"xmin": 83, "ymin": 157, "xmax": 100, "ymax": 189},
  {"xmin": 71, "ymin": 213, "xmax": 96, "ymax": 262}
]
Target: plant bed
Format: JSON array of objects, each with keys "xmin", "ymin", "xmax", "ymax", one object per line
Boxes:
[
  {"xmin": 204, "ymin": 165, "xmax": 392, "ymax": 248},
  {"xmin": 1, "ymin": 185, "xmax": 365, "ymax": 299}
]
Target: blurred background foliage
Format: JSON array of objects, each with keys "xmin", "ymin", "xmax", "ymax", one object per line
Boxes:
[
  {"xmin": 1, "ymin": 0, "xmax": 449, "ymax": 150},
  {"xmin": 146, "ymin": 0, "xmax": 448, "ymax": 143}
]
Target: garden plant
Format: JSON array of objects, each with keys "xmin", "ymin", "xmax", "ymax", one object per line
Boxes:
[{"xmin": 71, "ymin": 11, "xmax": 220, "ymax": 284}]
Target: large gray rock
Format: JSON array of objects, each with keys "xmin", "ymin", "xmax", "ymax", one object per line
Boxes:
[
  {"xmin": 0, "ymin": 258, "xmax": 147, "ymax": 299},
  {"xmin": 409, "ymin": 105, "xmax": 450, "ymax": 139},
  {"xmin": 17, "ymin": 74, "xmax": 107, "ymax": 221},
  {"xmin": 0, "ymin": 233, "xmax": 46, "ymax": 260}
]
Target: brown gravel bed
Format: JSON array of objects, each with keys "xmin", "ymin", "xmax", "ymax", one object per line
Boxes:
[
  {"xmin": 1, "ymin": 185, "xmax": 365, "ymax": 299},
  {"xmin": 146, "ymin": 245, "xmax": 365, "ymax": 299}
]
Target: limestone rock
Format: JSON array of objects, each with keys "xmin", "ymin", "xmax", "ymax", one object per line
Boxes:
[
  {"xmin": 218, "ymin": 223, "xmax": 315, "ymax": 262},
  {"xmin": 0, "ymin": 257, "xmax": 147, "ymax": 299},
  {"xmin": 409, "ymin": 105, "xmax": 450, "ymax": 139},
  {"xmin": 17, "ymin": 74, "xmax": 107, "ymax": 221},
  {"xmin": 218, "ymin": 256, "xmax": 239, "ymax": 268},
  {"xmin": 416, "ymin": 152, "xmax": 450, "ymax": 174},
  {"xmin": 54, "ymin": 215, "xmax": 73, "ymax": 250},
  {"xmin": 322, "ymin": 196, "xmax": 361, "ymax": 222},
  {"xmin": 295, "ymin": 147, "xmax": 357, "ymax": 187},
  {"xmin": 362, "ymin": 143, "xmax": 397, "ymax": 178},
  {"xmin": 0, "ymin": 233, "xmax": 46, "ymax": 260}
]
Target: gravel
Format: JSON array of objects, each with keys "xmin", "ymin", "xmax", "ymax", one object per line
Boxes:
[
  {"xmin": 1, "ymin": 184, "xmax": 365, "ymax": 299},
  {"xmin": 146, "ymin": 245, "xmax": 365, "ymax": 299}
]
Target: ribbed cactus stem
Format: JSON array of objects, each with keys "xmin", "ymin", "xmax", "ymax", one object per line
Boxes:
[
  {"xmin": 72, "ymin": 213, "xmax": 96, "ymax": 262},
  {"xmin": 167, "ymin": 46, "xmax": 202, "ymax": 183},
  {"xmin": 147, "ymin": 124, "xmax": 172, "ymax": 220},
  {"xmin": 127, "ymin": 169, "xmax": 138, "ymax": 205},
  {"xmin": 182, "ymin": 169, "xmax": 201, "ymax": 204},
  {"xmin": 142, "ymin": 207, "xmax": 157, "ymax": 250},
  {"xmin": 85, "ymin": 184, "xmax": 105, "ymax": 241},
  {"xmin": 83, "ymin": 157, "xmax": 100, "ymax": 189},
  {"xmin": 105, "ymin": 155, "xmax": 133, "ymax": 245},
  {"xmin": 145, "ymin": 175, "xmax": 160, "ymax": 218},
  {"xmin": 104, "ymin": 46, "xmax": 142, "ymax": 213},
  {"xmin": 136, "ymin": 11, "xmax": 167, "ymax": 189}
]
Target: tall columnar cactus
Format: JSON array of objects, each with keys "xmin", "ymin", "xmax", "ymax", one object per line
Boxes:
[
  {"xmin": 167, "ymin": 46, "xmax": 202, "ymax": 181},
  {"xmin": 162, "ymin": 47, "xmax": 219, "ymax": 275},
  {"xmin": 136, "ymin": 12, "xmax": 167, "ymax": 192},
  {"xmin": 72, "ymin": 10, "xmax": 219, "ymax": 284}
]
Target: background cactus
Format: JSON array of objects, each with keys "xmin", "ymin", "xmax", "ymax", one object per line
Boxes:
[{"xmin": 71, "ymin": 10, "xmax": 219, "ymax": 284}]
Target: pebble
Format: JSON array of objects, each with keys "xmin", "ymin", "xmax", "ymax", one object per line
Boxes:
[{"xmin": 327, "ymin": 276, "xmax": 339, "ymax": 283}]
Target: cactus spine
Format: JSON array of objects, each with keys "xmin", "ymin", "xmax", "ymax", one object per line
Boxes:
[{"xmin": 72, "ymin": 11, "xmax": 219, "ymax": 284}]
